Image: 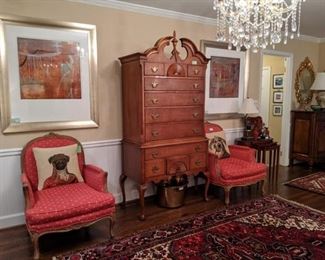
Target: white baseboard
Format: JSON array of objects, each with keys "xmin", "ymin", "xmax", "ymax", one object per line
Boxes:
[
  {"xmin": 0, "ymin": 127, "xmax": 243, "ymax": 229},
  {"xmin": 0, "ymin": 213, "xmax": 25, "ymax": 229}
]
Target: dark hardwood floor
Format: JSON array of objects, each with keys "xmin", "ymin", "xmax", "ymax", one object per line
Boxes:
[{"xmin": 0, "ymin": 164, "xmax": 324, "ymax": 260}]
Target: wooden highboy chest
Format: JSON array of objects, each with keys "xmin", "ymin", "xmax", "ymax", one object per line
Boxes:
[{"xmin": 119, "ymin": 32, "xmax": 209, "ymax": 219}]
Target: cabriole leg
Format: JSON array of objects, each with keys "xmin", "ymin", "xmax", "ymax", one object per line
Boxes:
[{"xmin": 119, "ymin": 173, "xmax": 127, "ymax": 208}]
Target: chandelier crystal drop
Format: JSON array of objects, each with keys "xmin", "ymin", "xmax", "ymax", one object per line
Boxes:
[{"xmin": 213, "ymin": 0, "xmax": 306, "ymax": 53}]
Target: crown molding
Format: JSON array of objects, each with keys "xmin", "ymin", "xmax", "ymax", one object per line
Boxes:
[
  {"xmin": 67, "ymin": 0, "xmax": 217, "ymax": 25},
  {"xmin": 67, "ymin": 0, "xmax": 323, "ymax": 44},
  {"xmin": 319, "ymin": 38, "xmax": 325, "ymax": 43},
  {"xmin": 298, "ymin": 34, "xmax": 324, "ymax": 43}
]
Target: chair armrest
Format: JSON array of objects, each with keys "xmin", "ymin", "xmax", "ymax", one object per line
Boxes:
[
  {"xmin": 207, "ymin": 153, "xmax": 222, "ymax": 181},
  {"xmin": 83, "ymin": 164, "xmax": 108, "ymax": 192},
  {"xmin": 21, "ymin": 173, "xmax": 35, "ymax": 209},
  {"xmin": 228, "ymin": 145, "xmax": 256, "ymax": 162}
]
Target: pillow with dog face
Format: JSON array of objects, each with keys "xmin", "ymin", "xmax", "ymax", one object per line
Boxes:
[
  {"xmin": 205, "ymin": 123, "xmax": 230, "ymax": 159},
  {"xmin": 33, "ymin": 144, "xmax": 83, "ymax": 190}
]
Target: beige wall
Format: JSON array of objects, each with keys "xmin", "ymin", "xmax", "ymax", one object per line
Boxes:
[
  {"xmin": 262, "ymin": 55, "xmax": 285, "ymax": 143},
  {"xmin": 319, "ymin": 43, "xmax": 325, "ymax": 71},
  {"xmin": 0, "ymin": 0, "xmax": 322, "ymax": 148}
]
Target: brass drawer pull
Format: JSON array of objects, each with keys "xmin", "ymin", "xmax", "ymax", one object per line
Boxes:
[
  {"xmin": 192, "ymin": 128, "xmax": 200, "ymax": 134},
  {"xmin": 194, "ymin": 69, "xmax": 199, "ymax": 75},
  {"xmin": 195, "ymin": 160, "xmax": 201, "ymax": 166},
  {"xmin": 194, "ymin": 145, "xmax": 201, "ymax": 152},
  {"xmin": 151, "ymin": 152, "xmax": 159, "ymax": 158},
  {"xmin": 151, "ymin": 66, "xmax": 158, "ymax": 73},
  {"xmin": 151, "ymin": 82, "xmax": 159, "ymax": 88},
  {"xmin": 192, "ymin": 97, "xmax": 199, "ymax": 103},
  {"xmin": 193, "ymin": 83, "xmax": 199, "ymax": 89},
  {"xmin": 151, "ymin": 113, "xmax": 160, "ymax": 120},
  {"xmin": 152, "ymin": 130, "xmax": 159, "ymax": 137},
  {"xmin": 152, "ymin": 166, "xmax": 160, "ymax": 173},
  {"xmin": 151, "ymin": 98, "xmax": 159, "ymax": 104},
  {"xmin": 192, "ymin": 112, "xmax": 199, "ymax": 118}
]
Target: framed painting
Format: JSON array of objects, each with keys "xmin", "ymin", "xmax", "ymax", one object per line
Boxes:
[
  {"xmin": 273, "ymin": 74, "xmax": 284, "ymax": 89},
  {"xmin": 273, "ymin": 91, "xmax": 283, "ymax": 103},
  {"xmin": 0, "ymin": 15, "xmax": 98, "ymax": 133},
  {"xmin": 201, "ymin": 40, "xmax": 248, "ymax": 119},
  {"xmin": 273, "ymin": 105, "xmax": 282, "ymax": 116}
]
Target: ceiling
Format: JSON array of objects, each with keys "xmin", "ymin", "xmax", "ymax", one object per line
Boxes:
[{"xmin": 118, "ymin": 0, "xmax": 325, "ymax": 38}]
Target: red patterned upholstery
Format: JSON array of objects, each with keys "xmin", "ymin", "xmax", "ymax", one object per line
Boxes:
[
  {"xmin": 21, "ymin": 133, "xmax": 115, "ymax": 259},
  {"xmin": 205, "ymin": 123, "xmax": 267, "ymax": 205},
  {"xmin": 83, "ymin": 164, "xmax": 108, "ymax": 192},
  {"xmin": 26, "ymin": 183, "xmax": 115, "ymax": 233}
]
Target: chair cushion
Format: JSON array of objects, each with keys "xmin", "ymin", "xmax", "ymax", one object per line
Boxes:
[
  {"xmin": 26, "ymin": 183, "xmax": 115, "ymax": 226},
  {"xmin": 219, "ymin": 157, "xmax": 266, "ymax": 180}
]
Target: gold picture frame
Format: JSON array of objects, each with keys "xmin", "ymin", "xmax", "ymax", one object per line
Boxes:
[{"xmin": 0, "ymin": 14, "xmax": 98, "ymax": 133}]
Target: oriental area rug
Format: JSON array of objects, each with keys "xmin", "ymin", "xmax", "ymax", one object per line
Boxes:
[
  {"xmin": 285, "ymin": 172, "xmax": 325, "ymax": 196},
  {"xmin": 56, "ymin": 195, "xmax": 325, "ymax": 260}
]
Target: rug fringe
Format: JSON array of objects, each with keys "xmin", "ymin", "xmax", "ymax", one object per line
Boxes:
[
  {"xmin": 271, "ymin": 194, "xmax": 325, "ymax": 215},
  {"xmin": 283, "ymin": 171, "xmax": 323, "ymax": 185}
]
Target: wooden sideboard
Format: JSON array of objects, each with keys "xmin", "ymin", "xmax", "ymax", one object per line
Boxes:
[
  {"xmin": 290, "ymin": 110, "xmax": 325, "ymax": 167},
  {"xmin": 119, "ymin": 32, "xmax": 209, "ymax": 219}
]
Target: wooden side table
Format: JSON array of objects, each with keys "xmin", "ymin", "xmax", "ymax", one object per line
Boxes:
[{"xmin": 235, "ymin": 138, "xmax": 280, "ymax": 183}]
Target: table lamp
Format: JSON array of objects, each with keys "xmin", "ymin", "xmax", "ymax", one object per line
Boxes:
[
  {"xmin": 310, "ymin": 72, "xmax": 325, "ymax": 109},
  {"xmin": 238, "ymin": 98, "xmax": 259, "ymax": 139}
]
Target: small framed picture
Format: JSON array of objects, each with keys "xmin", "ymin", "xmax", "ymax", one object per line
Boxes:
[
  {"xmin": 273, "ymin": 91, "xmax": 283, "ymax": 103},
  {"xmin": 273, "ymin": 105, "xmax": 282, "ymax": 116},
  {"xmin": 273, "ymin": 74, "xmax": 284, "ymax": 89}
]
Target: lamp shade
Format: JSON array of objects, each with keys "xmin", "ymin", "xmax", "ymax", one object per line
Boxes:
[
  {"xmin": 310, "ymin": 72, "xmax": 325, "ymax": 91},
  {"xmin": 238, "ymin": 98, "xmax": 259, "ymax": 114}
]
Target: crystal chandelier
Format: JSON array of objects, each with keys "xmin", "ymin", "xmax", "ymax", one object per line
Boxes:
[{"xmin": 213, "ymin": 0, "xmax": 306, "ymax": 52}]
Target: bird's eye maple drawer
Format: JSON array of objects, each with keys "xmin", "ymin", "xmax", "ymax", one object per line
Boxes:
[
  {"xmin": 144, "ymin": 159, "xmax": 165, "ymax": 178},
  {"xmin": 144, "ymin": 62, "xmax": 164, "ymax": 76},
  {"xmin": 144, "ymin": 93, "xmax": 204, "ymax": 107},
  {"xmin": 144, "ymin": 142, "xmax": 207, "ymax": 160},
  {"xmin": 145, "ymin": 107, "xmax": 203, "ymax": 123},
  {"xmin": 145, "ymin": 122, "xmax": 203, "ymax": 142},
  {"xmin": 187, "ymin": 65, "xmax": 205, "ymax": 77},
  {"xmin": 166, "ymin": 155, "xmax": 189, "ymax": 175},
  {"xmin": 190, "ymin": 153, "xmax": 207, "ymax": 169},
  {"xmin": 144, "ymin": 77, "xmax": 204, "ymax": 91}
]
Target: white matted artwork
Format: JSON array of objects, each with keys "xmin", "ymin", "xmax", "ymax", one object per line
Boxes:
[
  {"xmin": 204, "ymin": 47, "xmax": 246, "ymax": 115},
  {"xmin": 0, "ymin": 15, "xmax": 98, "ymax": 133}
]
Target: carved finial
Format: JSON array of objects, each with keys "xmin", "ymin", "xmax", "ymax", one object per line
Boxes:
[{"xmin": 171, "ymin": 30, "xmax": 180, "ymax": 62}]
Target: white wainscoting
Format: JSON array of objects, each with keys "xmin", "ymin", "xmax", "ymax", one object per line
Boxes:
[{"xmin": 0, "ymin": 127, "xmax": 243, "ymax": 229}]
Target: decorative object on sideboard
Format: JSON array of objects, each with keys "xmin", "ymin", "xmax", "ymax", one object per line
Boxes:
[
  {"xmin": 310, "ymin": 72, "xmax": 325, "ymax": 109},
  {"xmin": 238, "ymin": 98, "xmax": 259, "ymax": 140},
  {"xmin": 212, "ymin": 0, "xmax": 306, "ymax": 52},
  {"xmin": 294, "ymin": 57, "xmax": 315, "ymax": 108}
]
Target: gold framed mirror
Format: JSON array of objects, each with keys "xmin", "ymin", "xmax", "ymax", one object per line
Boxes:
[{"xmin": 294, "ymin": 57, "xmax": 315, "ymax": 106}]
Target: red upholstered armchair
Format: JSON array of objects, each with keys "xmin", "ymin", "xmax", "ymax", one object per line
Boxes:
[
  {"xmin": 204, "ymin": 122, "xmax": 267, "ymax": 205},
  {"xmin": 21, "ymin": 133, "xmax": 115, "ymax": 259}
]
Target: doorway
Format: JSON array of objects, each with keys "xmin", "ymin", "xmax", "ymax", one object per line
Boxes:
[{"xmin": 260, "ymin": 50, "xmax": 293, "ymax": 166}]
